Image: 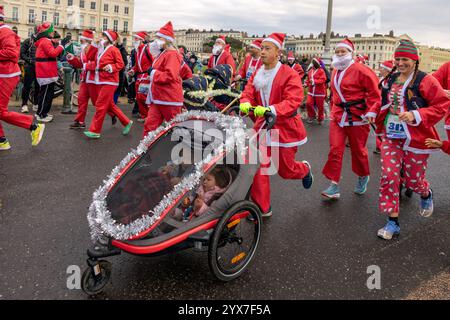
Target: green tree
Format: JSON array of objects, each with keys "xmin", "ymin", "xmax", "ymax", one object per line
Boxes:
[{"xmin": 203, "ymin": 36, "xmax": 245, "ymax": 53}]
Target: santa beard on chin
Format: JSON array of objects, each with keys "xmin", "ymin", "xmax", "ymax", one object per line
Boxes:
[{"xmin": 253, "ymin": 68, "xmax": 271, "ymax": 92}]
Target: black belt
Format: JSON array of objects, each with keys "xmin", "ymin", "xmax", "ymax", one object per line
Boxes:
[
  {"xmin": 35, "ymin": 58, "xmax": 57, "ymax": 62},
  {"xmin": 337, "ymin": 100, "xmax": 367, "ymax": 126}
]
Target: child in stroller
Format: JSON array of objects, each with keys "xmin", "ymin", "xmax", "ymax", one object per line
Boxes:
[{"xmin": 173, "ymin": 166, "xmax": 232, "ymax": 222}]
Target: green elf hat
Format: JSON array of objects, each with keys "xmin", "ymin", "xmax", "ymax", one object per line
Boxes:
[{"xmin": 38, "ymin": 22, "xmax": 54, "ymax": 37}]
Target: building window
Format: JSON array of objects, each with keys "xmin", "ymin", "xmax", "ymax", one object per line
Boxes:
[
  {"xmin": 102, "ymin": 18, "xmax": 108, "ymax": 31},
  {"xmin": 54, "ymin": 12, "xmax": 60, "ymax": 26},
  {"xmin": 80, "ymin": 0, "xmax": 85, "ymax": 8},
  {"xmin": 113, "ymin": 20, "xmax": 118, "ymax": 32},
  {"xmin": 68, "ymin": 0, "xmax": 73, "ymax": 6},
  {"xmin": 28, "ymin": 28, "xmax": 34, "ymax": 37},
  {"xmin": 91, "ymin": 2, "xmax": 96, "ymax": 10},
  {"xmin": 114, "ymin": 5, "xmax": 119, "ymax": 13},
  {"xmin": 12, "ymin": 7, "xmax": 19, "ymax": 22},
  {"xmin": 104, "ymin": 4, "xmax": 108, "ymax": 12},
  {"xmin": 28, "ymin": 9, "xmax": 36, "ymax": 24},
  {"xmin": 55, "ymin": 0, "xmax": 60, "ymax": 4},
  {"xmin": 42, "ymin": 11, "xmax": 47, "ymax": 22},
  {"xmin": 42, "ymin": 0, "xmax": 49, "ymax": 3},
  {"xmin": 80, "ymin": 15, "xmax": 84, "ymax": 27},
  {"xmin": 90, "ymin": 16, "xmax": 95, "ymax": 28},
  {"xmin": 123, "ymin": 21, "xmax": 128, "ymax": 33},
  {"xmin": 124, "ymin": 7, "xmax": 129, "ymax": 15}
]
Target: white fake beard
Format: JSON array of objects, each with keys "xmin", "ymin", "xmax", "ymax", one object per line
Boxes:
[
  {"xmin": 253, "ymin": 67, "xmax": 272, "ymax": 92},
  {"xmin": 149, "ymin": 40, "xmax": 163, "ymax": 58},
  {"xmin": 331, "ymin": 53, "xmax": 353, "ymax": 70},
  {"xmin": 212, "ymin": 45, "xmax": 223, "ymax": 56}
]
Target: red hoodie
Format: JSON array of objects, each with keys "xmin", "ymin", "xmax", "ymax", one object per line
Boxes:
[{"xmin": 0, "ymin": 23, "xmax": 21, "ymax": 78}]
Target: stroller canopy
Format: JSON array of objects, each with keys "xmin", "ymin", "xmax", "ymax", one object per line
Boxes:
[{"xmin": 87, "ymin": 111, "xmax": 249, "ymax": 242}]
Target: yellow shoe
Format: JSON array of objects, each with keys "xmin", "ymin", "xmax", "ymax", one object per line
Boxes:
[
  {"xmin": 0, "ymin": 140, "xmax": 11, "ymax": 151},
  {"xmin": 31, "ymin": 123, "xmax": 45, "ymax": 146}
]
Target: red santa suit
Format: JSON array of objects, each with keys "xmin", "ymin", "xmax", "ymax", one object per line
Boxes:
[
  {"xmin": 208, "ymin": 48, "xmax": 236, "ymax": 75},
  {"xmin": 241, "ymin": 61, "xmax": 309, "ymax": 213},
  {"xmin": 131, "ymin": 41, "xmax": 153, "ymax": 120},
  {"xmin": 67, "ymin": 32, "xmax": 106, "ymax": 124},
  {"xmin": 0, "ymin": 22, "xmax": 34, "ymax": 133},
  {"xmin": 322, "ymin": 60, "xmax": 381, "ymax": 183},
  {"xmin": 180, "ymin": 58, "xmax": 193, "ymax": 80},
  {"xmin": 433, "ymin": 61, "xmax": 450, "ymax": 140},
  {"xmin": 238, "ymin": 54, "xmax": 263, "ymax": 81},
  {"xmin": 144, "ymin": 48, "xmax": 183, "ymax": 137},
  {"xmin": 85, "ymin": 32, "xmax": 130, "ymax": 134},
  {"xmin": 306, "ymin": 61, "xmax": 327, "ymax": 122}
]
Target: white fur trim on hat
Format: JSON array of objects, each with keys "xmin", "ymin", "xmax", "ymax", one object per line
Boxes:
[
  {"xmin": 104, "ymin": 30, "xmax": 114, "ymax": 42},
  {"xmin": 263, "ymin": 37, "xmax": 282, "ymax": 49},
  {"xmin": 156, "ymin": 32, "xmax": 174, "ymax": 43},
  {"xmin": 80, "ymin": 36, "xmax": 93, "ymax": 42},
  {"xmin": 216, "ymin": 38, "xmax": 226, "ymax": 45},
  {"xmin": 380, "ymin": 63, "xmax": 392, "ymax": 71},
  {"xmin": 336, "ymin": 43, "xmax": 353, "ymax": 52},
  {"xmin": 249, "ymin": 43, "xmax": 261, "ymax": 50}
]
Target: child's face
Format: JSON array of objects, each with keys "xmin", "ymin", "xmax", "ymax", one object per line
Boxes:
[{"xmin": 202, "ymin": 174, "xmax": 216, "ymax": 191}]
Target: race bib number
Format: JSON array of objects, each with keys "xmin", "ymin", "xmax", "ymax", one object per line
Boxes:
[
  {"xmin": 386, "ymin": 114, "xmax": 407, "ymax": 139},
  {"xmin": 138, "ymin": 83, "xmax": 150, "ymax": 95},
  {"xmin": 246, "ymin": 66, "xmax": 256, "ymax": 80}
]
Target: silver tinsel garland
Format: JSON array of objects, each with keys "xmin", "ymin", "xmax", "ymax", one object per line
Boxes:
[{"xmin": 87, "ymin": 111, "xmax": 248, "ymax": 242}]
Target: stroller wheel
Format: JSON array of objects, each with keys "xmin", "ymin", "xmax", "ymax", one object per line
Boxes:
[
  {"xmin": 81, "ymin": 260, "xmax": 112, "ymax": 296},
  {"xmin": 208, "ymin": 201, "xmax": 262, "ymax": 282}
]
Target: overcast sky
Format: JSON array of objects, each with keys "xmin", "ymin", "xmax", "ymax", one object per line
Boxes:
[{"xmin": 133, "ymin": 0, "xmax": 450, "ymax": 48}]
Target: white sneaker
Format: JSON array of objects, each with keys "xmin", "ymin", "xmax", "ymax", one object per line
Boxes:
[
  {"xmin": 36, "ymin": 115, "xmax": 53, "ymax": 123},
  {"xmin": 32, "ymin": 105, "xmax": 38, "ymax": 112},
  {"xmin": 21, "ymin": 105, "xmax": 29, "ymax": 113}
]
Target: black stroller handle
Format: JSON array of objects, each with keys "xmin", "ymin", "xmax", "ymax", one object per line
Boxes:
[{"xmin": 263, "ymin": 111, "xmax": 276, "ymax": 130}]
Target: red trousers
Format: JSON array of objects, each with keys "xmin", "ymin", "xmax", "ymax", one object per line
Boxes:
[
  {"xmin": 135, "ymin": 81, "xmax": 149, "ymax": 119},
  {"xmin": 143, "ymin": 103, "xmax": 181, "ymax": 137},
  {"xmin": 251, "ymin": 146, "xmax": 310, "ymax": 213},
  {"xmin": 88, "ymin": 85, "xmax": 130, "ymax": 134},
  {"xmin": 379, "ymin": 138, "xmax": 430, "ymax": 214},
  {"xmin": 0, "ymin": 77, "xmax": 33, "ymax": 132},
  {"xmin": 322, "ymin": 120, "xmax": 370, "ymax": 183},
  {"xmin": 75, "ymin": 83, "xmax": 114, "ymax": 124},
  {"xmin": 306, "ymin": 95, "xmax": 325, "ymax": 122},
  {"xmin": 0, "ymin": 122, "xmax": 4, "ymax": 137}
]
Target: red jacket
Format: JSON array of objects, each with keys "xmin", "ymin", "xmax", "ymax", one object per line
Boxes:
[
  {"xmin": 208, "ymin": 50, "xmax": 236, "ymax": 75},
  {"xmin": 442, "ymin": 141, "xmax": 450, "ymax": 155},
  {"xmin": 67, "ymin": 45, "xmax": 98, "ymax": 83},
  {"xmin": 330, "ymin": 61, "xmax": 381, "ymax": 127},
  {"xmin": 433, "ymin": 61, "xmax": 450, "ymax": 90},
  {"xmin": 0, "ymin": 23, "xmax": 21, "ymax": 78},
  {"xmin": 289, "ymin": 63, "xmax": 305, "ymax": 80},
  {"xmin": 241, "ymin": 62, "xmax": 307, "ymax": 147},
  {"xmin": 85, "ymin": 45, "xmax": 124, "ymax": 86},
  {"xmin": 238, "ymin": 55, "xmax": 262, "ymax": 80},
  {"xmin": 35, "ymin": 37, "xmax": 64, "ymax": 85},
  {"xmin": 146, "ymin": 49, "xmax": 183, "ymax": 107},
  {"xmin": 131, "ymin": 44, "xmax": 153, "ymax": 82},
  {"xmin": 375, "ymin": 74, "xmax": 450, "ymax": 154},
  {"xmin": 306, "ymin": 67, "xmax": 327, "ymax": 97},
  {"xmin": 180, "ymin": 59, "xmax": 193, "ymax": 80}
]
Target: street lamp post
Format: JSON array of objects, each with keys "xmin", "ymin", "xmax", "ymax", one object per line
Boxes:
[{"xmin": 322, "ymin": 0, "xmax": 333, "ymax": 68}]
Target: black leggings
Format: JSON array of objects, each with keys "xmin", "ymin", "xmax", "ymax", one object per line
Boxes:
[{"xmin": 37, "ymin": 82, "xmax": 55, "ymax": 118}]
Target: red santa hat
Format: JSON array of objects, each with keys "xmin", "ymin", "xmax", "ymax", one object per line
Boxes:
[
  {"xmin": 156, "ymin": 21, "xmax": 175, "ymax": 43},
  {"xmin": 336, "ymin": 38, "xmax": 354, "ymax": 52},
  {"xmin": 103, "ymin": 30, "xmax": 118, "ymax": 43},
  {"xmin": 80, "ymin": 29, "xmax": 95, "ymax": 42},
  {"xmin": 263, "ymin": 33, "xmax": 285, "ymax": 49},
  {"xmin": 380, "ymin": 60, "xmax": 394, "ymax": 71},
  {"xmin": 313, "ymin": 57, "xmax": 322, "ymax": 65},
  {"xmin": 133, "ymin": 31, "xmax": 149, "ymax": 41},
  {"xmin": 249, "ymin": 39, "xmax": 262, "ymax": 50},
  {"xmin": 0, "ymin": 6, "xmax": 5, "ymax": 20},
  {"xmin": 216, "ymin": 35, "xmax": 226, "ymax": 45},
  {"xmin": 287, "ymin": 51, "xmax": 295, "ymax": 60}
]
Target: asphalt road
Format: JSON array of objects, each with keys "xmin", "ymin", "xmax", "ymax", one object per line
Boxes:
[{"xmin": 1, "ymin": 102, "xmax": 449, "ymax": 300}]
